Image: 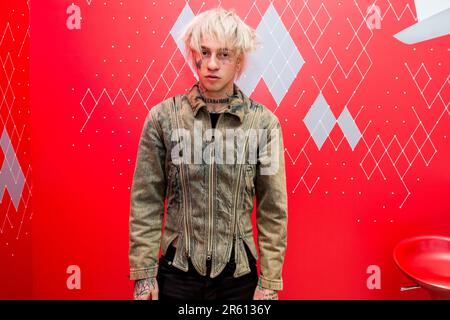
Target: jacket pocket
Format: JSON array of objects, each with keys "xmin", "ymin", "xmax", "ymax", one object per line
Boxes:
[
  {"xmin": 243, "ymin": 164, "xmax": 255, "ymax": 210},
  {"xmin": 166, "ymin": 164, "xmax": 182, "ymax": 227}
]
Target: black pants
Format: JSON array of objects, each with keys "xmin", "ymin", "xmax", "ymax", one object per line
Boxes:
[{"xmin": 157, "ymin": 244, "xmax": 258, "ymax": 301}]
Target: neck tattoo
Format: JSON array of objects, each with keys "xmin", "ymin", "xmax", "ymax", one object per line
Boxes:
[
  {"xmin": 198, "ymin": 83, "xmax": 232, "ymax": 105},
  {"xmin": 204, "ymin": 97, "xmax": 230, "ymax": 104}
]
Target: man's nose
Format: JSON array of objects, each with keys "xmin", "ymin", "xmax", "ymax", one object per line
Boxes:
[{"xmin": 207, "ymin": 54, "xmax": 219, "ymax": 70}]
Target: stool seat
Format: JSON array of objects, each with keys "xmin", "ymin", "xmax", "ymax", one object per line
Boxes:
[{"xmin": 394, "ymin": 235, "xmax": 450, "ymax": 299}]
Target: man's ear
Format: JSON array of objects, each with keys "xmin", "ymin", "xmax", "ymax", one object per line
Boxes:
[{"xmin": 236, "ymin": 53, "xmax": 243, "ymax": 70}]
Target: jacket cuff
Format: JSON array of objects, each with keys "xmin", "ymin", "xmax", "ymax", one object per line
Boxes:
[
  {"xmin": 129, "ymin": 265, "xmax": 158, "ymax": 280},
  {"xmin": 258, "ymin": 276, "xmax": 283, "ymax": 291}
]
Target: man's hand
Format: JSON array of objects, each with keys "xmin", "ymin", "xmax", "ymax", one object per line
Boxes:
[
  {"xmin": 253, "ymin": 285, "xmax": 279, "ymax": 300},
  {"xmin": 133, "ymin": 277, "xmax": 159, "ymax": 300}
]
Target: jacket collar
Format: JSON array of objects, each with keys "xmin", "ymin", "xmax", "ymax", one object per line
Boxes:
[{"xmin": 187, "ymin": 81, "xmax": 250, "ymax": 123}]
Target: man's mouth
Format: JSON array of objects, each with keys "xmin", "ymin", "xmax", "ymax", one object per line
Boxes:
[{"xmin": 206, "ymin": 75, "xmax": 220, "ymax": 79}]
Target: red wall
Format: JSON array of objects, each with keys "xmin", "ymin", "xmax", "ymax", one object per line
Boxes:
[
  {"xmin": 1, "ymin": 0, "xmax": 449, "ymax": 299},
  {"xmin": 0, "ymin": 0, "xmax": 32, "ymax": 300}
]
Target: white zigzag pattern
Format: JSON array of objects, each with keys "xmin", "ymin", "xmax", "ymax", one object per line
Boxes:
[
  {"xmin": 359, "ymin": 65, "xmax": 448, "ymax": 208},
  {"xmin": 0, "ymin": 19, "xmax": 32, "ymax": 239},
  {"xmin": 77, "ymin": 1, "xmax": 448, "ymax": 208}
]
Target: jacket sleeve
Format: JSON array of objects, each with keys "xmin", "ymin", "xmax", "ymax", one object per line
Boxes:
[
  {"xmin": 129, "ymin": 108, "xmax": 166, "ymax": 280},
  {"xmin": 255, "ymin": 117, "xmax": 288, "ymax": 291}
]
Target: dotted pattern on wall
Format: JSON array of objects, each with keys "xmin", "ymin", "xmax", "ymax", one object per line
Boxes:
[
  {"xmin": 0, "ymin": 0, "xmax": 32, "ymax": 255},
  {"xmin": 27, "ymin": 0, "xmax": 449, "ymax": 299},
  {"xmin": 75, "ymin": 0, "xmax": 448, "ymax": 213}
]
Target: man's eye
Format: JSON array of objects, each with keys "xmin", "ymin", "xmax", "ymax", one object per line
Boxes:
[{"xmin": 201, "ymin": 51, "xmax": 209, "ymax": 56}]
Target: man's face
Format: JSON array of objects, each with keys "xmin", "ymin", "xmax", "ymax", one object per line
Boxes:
[{"xmin": 194, "ymin": 36, "xmax": 241, "ymax": 96}]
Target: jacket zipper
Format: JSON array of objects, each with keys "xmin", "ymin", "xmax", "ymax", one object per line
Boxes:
[
  {"xmin": 174, "ymin": 96, "xmax": 191, "ymax": 258},
  {"xmin": 231, "ymin": 106, "xmax": 259, "ymax": 249},
  {"xmin": 206, "ymin": 112, "xmax": 224, "ymax": 261}
]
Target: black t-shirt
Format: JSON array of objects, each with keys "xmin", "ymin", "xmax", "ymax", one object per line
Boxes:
[{"xmin": 210, "ymin": 113, "xmax": 221, "ymax": 129}]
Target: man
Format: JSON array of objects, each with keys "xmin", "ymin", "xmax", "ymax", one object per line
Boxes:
[{"xmin": 129, "ymin": 7, "xmax": 288, "ymax": 300}]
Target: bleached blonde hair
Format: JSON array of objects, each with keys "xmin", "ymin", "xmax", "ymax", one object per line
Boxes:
[{"xmin": 178, "ymin": 7, "xmax": 259, "ymax": 80}]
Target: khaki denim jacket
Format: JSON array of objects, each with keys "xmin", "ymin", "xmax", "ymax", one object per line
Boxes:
[{"xmin": 129, "ymin": 82, "xmax": 288, "ymax": 291}]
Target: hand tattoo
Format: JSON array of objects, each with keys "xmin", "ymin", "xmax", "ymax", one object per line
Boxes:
[
  {"xmin": 256, "ymin": 285, "xmax": 278, "ymax": 300},
  {"xmin": 134, "ymin": 277, "xmax": 157, "ymax": 300}
]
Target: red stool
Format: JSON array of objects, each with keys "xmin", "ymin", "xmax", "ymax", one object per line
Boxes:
[{"xmin": 394, "ymin": 235, "xmax": 450, "ymax": 300}]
